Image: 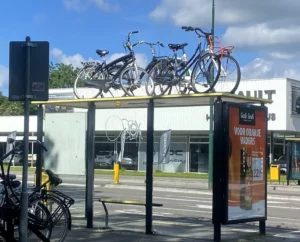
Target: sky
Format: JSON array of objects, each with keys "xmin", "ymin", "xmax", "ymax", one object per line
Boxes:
[{"xmin": 1, "ymin": 0, "xmax": 300, "ymax": 96}]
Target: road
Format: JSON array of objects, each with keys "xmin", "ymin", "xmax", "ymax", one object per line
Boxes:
[
  {"xmin": 56, "ymin": 175, "xmax": 300, "ymax": 241},
  {"xmin": 13, "ymin": 172, "xmax": 300, "ymax": 241}
]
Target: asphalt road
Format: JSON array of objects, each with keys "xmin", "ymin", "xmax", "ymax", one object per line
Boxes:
[
  {"xmin": 55, "ymin": 176, "xmax": 300, "ymax": 241},
  {"xmin": 12, "ymin": 172, "xmax": 300, "ymax": 241}
]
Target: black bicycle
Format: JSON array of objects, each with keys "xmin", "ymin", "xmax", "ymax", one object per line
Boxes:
[
  {"xmin": 182, "ymin": 26, "xmax": 241, "ymax": 94},
  {"xmin": 73, "ymin": 31, "xmax": 153, "ymax": 98},
  {"xmin": 131, "ymin": 40, "xmax": 178, "ymax": 96},
  {"xmin": 0, "ymin": 137, "xmax": 74, "ymax": 242},
  {"xmin": 145, "ymin": 26, "xmax": 221, "ymax": 96}
]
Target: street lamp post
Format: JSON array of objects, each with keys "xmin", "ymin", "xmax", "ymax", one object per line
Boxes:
[{"xmin": 208, "ymin": 0, "xmax": 215, "ymax": 189}]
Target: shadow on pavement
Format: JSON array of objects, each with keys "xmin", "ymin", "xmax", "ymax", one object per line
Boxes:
[{"xmin": 68, "ymin": 213, "xmax": 298, "ymax": 242}]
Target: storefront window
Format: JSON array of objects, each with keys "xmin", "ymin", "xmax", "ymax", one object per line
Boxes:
[
  {"xmin": 94, "ymin": 136, "xmax": 139, "ymax": 170},
  {"xmin": 138, "ymin": 135, "xmax": 188, "ymax": 173},
  {"xmin": 189, "ymin": 143, "xmax": 209, "ymax": 173}
]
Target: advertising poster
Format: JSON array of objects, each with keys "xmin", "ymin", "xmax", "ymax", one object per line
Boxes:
[
  {"xmin": 291, "ymin": 143, "xmax": 300, "ymax": 180},
  {"xmin": 227, "ymin": 105, "xmax": 267, "ymax": 221}
]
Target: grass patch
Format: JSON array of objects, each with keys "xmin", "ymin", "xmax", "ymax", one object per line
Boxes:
[
  {"xmin": 6, "ymin": 166, "xmax": 289, "ymax": 182},
  {"xmin": 93, "ymin": 169, "xmax": 209, "ymax": 179}
]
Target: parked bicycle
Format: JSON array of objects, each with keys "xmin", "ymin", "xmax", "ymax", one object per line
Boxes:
[
  {"xmin": 183, "ymin": 26, "xmax": 241, "ymax": 94},
  {"xmin": 131, "ymin": 40, "xmax": 176, "ymax": 96},
  {"xmin": 0, "ymin": 136, "xmax": 74, "ymax": 242},
  {"xmin": 73, "ymin": 31, "xmax": 153, "ymax": 98},
  {"xmin": 145, "ymin": 27, "xmax": 221, "ymax": 96}
]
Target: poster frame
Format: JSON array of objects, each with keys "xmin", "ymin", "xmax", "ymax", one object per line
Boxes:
[
  {"xmin": 287, "ymin": 141, "xmax": 300, "ymax": 181},
  {"xmin": 222, "ymin": 102, "xmax": 268, "ymax": 225}
]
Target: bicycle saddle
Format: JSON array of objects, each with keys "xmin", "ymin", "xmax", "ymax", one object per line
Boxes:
[
  {"xmin": 96, "ymin": 49, "xmax": 109, "ymax": 57},
  {"xmin": 1, "ymin": 180, "xmax": 21, "ymax": 188},
  {"xmin": 45, "ymin": 169, "xmax": 62, "ymax": 187},
  {"xmin": 0, "ymin": 174, "xmax": 16, "ymax": 180},
  {"xmin": 168, "ymin": 43, "xmax": 188, "ymax": 51}
]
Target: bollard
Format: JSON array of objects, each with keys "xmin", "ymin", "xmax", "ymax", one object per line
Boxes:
[{"xmin": 114, "ymin": 163, "xmax": 120, "ymax": 184}]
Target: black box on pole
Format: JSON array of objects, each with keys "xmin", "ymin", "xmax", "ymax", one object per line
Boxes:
[{"xmin": 9, "ymin": 41, "xmax": 49, "ymax": 101}]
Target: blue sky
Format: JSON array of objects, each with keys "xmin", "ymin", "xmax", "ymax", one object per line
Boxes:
[{"xmin": 1, "ymin": 0, "xmax": 299, "ymax": 96}]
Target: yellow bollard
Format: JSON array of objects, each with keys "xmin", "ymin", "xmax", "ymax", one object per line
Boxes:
[{"xmin": 114, "ymin": 163, "xmax": 120, "ymax": 184}]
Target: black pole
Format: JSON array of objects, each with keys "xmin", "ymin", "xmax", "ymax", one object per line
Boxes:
[
  {"xmin": 287, "ymin": 142, "xmax": 291, "ymax": 186},
  {"xmin": 36, "ymin": 104, "xmax": 44, "ymax": 188},
  {"xmin": 19, "ymin": 36, "xmax": 32, "ymax": 241},
  {"xmin": 86, "ymin": 102, "xmax": 95, "ymax": 228},
  {"xmin": 269, "ymin": 131, "xmax": 274, "ymax": 169},
  {"xmin": 146, "ymin": 99, "xmax": 154, "ymax": 234},
  {"xmin": 213, "ymin": 97, "xmax": 222, "ymax": 242}
]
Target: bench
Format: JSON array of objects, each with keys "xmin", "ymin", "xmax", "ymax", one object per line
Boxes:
[{"xmin": 99, "ymin": 198, "xmax": 163, "ymax": 228}]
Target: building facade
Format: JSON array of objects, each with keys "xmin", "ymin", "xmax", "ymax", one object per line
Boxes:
[{"xmin": 1, "ymin": 78, "xmax": 300, "ymax": 173}]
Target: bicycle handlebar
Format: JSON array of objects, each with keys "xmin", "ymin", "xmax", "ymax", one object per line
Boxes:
[
  {"xmin": 182, "ymin": 26, "xmax": 211, "ymax": 36},
  {"xmin": 132, "ymin": 41, "xmax": 165, "ymax": 48},
  {"xmin": 37, "ymin": 139, "xmax": 48, "ymax": 152}
]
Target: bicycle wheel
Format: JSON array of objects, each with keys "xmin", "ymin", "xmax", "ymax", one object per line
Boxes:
[
  {"xmin": 119, "ymin": 66, "xmax": 151, "ymax": 97},
  {"xmin": 191, "ymin": 53, "xmax": 221, "ymax": 93},
  {"xmin": 73, "ymin": 65, "xmax": 104, "ymax": 99},
  {"xmin": 27, "ymin": 195, "xmax": 69, "ymax": 242},
  {"xmin": 210, "ymin": 53, "xmax": 241, "ymax": 94},
  {"xmin": 146, "ymin": 58, "xmax": 172, "ymax": 96},
  {"xmin": 26, "ymin": 200, "xmax": 52, "ymax": 241}
]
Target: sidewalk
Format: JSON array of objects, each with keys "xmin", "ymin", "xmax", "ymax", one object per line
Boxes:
[
  {"xmin": 65, "ymin": 216, "xmax": 299, "ymax": 242},
  {"xmin": 66, "ymin": 228, "xmax": 297, "ymax": 242}
]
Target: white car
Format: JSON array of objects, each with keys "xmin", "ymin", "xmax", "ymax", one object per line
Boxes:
[{"xmin": 94, "ymin": 151, "xmax": 116, "ymax": 168}]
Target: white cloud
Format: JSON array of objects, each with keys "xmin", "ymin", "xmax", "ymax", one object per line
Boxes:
[
  {"xmin": 149, "ymin": 0, "xmax": 300, "ymax": 52},
  {"xmin": 222, "ymin": 24, "xmax": 300, "ymax": 52},
  {"xmin": 91, "ymin": 0, "xmax": 120, "ymax": 12},
  {"xmin": 50, "ymin": 48, "xmax": 97, "ymax": 68},
  {"xmin": 63, "ymin": 0, "xmax": 88, "ymax": 13},
  {"xmin": 50, "ymin": 48, "xmax": 149, "ymax": 70},
  {"xmin": 32, "ymin": 13, "xmax": 48, "ymax": 24},
  {"xmin": 241, "ymin": 58, "xmax": 300, "ymax": 80},
  {"xmin": 108, "ymin": 53, "xmax": 148, "ymax": 69},
  {"xmin": 150, "ymin": 0, "xmax": 300, "ymax": 80},
  {"xmin": 63, "ymin": 0, "xmax": 120, "ymax": 13},
  {"xmin": 0, "ymin": 65, "xmax": 9, "ymax": 89}
]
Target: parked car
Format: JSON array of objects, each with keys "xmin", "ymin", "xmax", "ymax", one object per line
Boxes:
[
  {"xmin": 94, "ymin": 151, "xmax": 116, "ymax": 168},
  {"xmin": 120, "ymin": 152, "xmax": 138, "ymax": 170},
  {"xmin": 272, "ymin": 154, "xmax": 287, "ymax": 175}
]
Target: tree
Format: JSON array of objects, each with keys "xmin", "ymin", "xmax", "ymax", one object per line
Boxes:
[
  {"xmin": 49, "ymin": 62, "xmax": 80, "ymax": 88},
  {"xmin": 0, "ymin": 62, "xmax": 80, "ymax": 115}
]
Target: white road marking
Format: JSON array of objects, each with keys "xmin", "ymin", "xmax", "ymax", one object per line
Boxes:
[
  {"xmin": 267, "ymin": 201, "xmax": 288, "ymax": 204},
  {"xmin": 153, "ymin": 196, "xmax": 210, "ymax": 203},
  {"xmin": 268, "ymin": 205, "xmax": 300, "ymax": 210},
  {"xmin": 268, "ymin": 216, "xmax": 300, "ymax": 222},
  {"xmin": 195, "ymin": 204, "xmax": 212, "ymax": 209},
  {"xmin": 165, "ymin": 194, "xmax": 211, "ymax": 200},
  {"xmin": 115, "ymin": 209, "xmax": 172, "ymax": 217}
]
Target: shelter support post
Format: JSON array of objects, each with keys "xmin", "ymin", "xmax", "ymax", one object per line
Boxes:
[
  {"xmin": 259, "ymin": 221, "xmax": 266, "ymax": 235},
  {"xmin": 146, "ymin": 99, "xmax": 154, "ymax": 235},
  {"xmin": 86, "ymin": 102, "xmax": 95, "ymax": 228},
  {"xmin": 36, "ymin": 104, "xmax": 44, "ymax": 188},
  {"xmin": 213, "ymin": 97, "xmax": 222, "ymax": 242},
  {"xmin": 269, "ymin": 131, "xmax": 274, "ymax": 168}
]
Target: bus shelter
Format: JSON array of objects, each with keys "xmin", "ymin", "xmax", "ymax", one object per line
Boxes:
[{"xmin": 32, "ymin": 92, "xmax": 272, "ymax": 240}]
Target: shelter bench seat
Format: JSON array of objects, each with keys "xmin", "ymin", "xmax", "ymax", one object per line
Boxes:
[{"xmin": 99, "ymin": 198, "xmax": 163, "ymax": 228}]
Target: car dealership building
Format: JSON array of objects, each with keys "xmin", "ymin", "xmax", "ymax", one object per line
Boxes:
[{"xmin": 1, "ymin": 78, "xmax": 300, "ymax": 174}]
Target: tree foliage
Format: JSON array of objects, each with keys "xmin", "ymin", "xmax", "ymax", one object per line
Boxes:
[
  {"xmin": 49, "ymin": 62, "xmax": 80, "ymax": 88},
  {"xmin": 0, "ymin": 62, "xmax": 80, "ymax": 116}
]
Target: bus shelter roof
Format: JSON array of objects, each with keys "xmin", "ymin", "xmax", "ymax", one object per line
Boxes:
[{"xmin": 32, "ymin": 92, "xmax": 273, "ymax": 109}]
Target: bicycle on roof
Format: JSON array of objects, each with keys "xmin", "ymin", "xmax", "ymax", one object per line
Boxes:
[
  {"xmin": 145, "ymin": 26, "xmax": 222, "ymax": 96},
  {"xmin": 73, "ymin": 31, "xmax": 153, "ymax": 99},
  {"xmin": 183, "ymin": 26, "xmax": 241, "ymax": 94}
]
